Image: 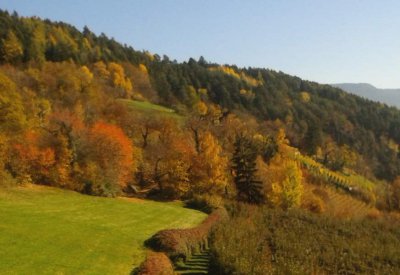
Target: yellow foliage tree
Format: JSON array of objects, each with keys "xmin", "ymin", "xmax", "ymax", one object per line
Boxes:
[
  {"xmin": 28, "ymin": 24, "xmax": 46, "ymax": 64},
  {"xmin": 108, "ymin": 62, "xmax": 125, "ymax": 87},
  {"xmin": 280, "ymin": 160, "xmax": 303, "ymax": 209},
  {"xmin": 163, "ymin": 159, "xmax": 191, "ymax": 195},
  {"xmin": 48, "ymin": 26, "xmax": 79, "ymax": 60},
  {"xmin": 139, "ymin": 64, "xmax": 148, "ymax": 74},
  {"xmin": 195, "ymin": 101, "xmax": 208, "ymax": 116},
  {"xmin": 78, "ymin": 66, "xmax": 93, "ymax": 90},
  {"xmin": 80, "ymin": 66, "xmax": 93, "ymax": 82},
  {"xmin": 209, "ymin": 66, "xmax": 261, "ymax": 86},
  {"xmin": 191, "ymin": 131, "xmax": 228, "ymax": 194},
  {"xmin": 300, "ymin": 91, "xmax": 311, "ymax": 102},
  {"xmin": 276, "ymin": 128, "xmax": 289, "ymax": 146},
  {"xmin": 1, "ymin": 31, "xmax": 23, "ymax": 63},
  {"xmin": 108, "ymin": 62, "xmax": 133, "ymax": 98},
  {"xmin": 258, "ymin": 150, "xmax": 303, "ymax": 209},
  {"xmin": 93, "ymin": 61, "xmax": 110, "ymax": 79},
  {"xmin": 0, "ymin": 72, "xmax": 26, "ymax": 133}
]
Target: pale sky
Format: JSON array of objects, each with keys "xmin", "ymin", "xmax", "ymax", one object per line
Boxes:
[{"xmin": 2, "ymin": 0, "xmax": 400, "ymax": 88}]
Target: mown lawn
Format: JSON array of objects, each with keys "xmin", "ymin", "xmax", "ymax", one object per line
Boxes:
[{"xmin": 0, "ymin": 185, "xmax": 206, "ymax": 274}]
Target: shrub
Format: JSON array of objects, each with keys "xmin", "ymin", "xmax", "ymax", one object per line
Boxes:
[{"xmin": 136, "ymin": 252, "xmax": 174, "ymax": 275}]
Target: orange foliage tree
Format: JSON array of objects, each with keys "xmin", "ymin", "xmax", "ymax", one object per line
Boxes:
[
  {"xmin": 80, "ymin": 121, "xmax": 137, "ymax": 196},
  {"xmin": 10, "ymin": 131, "xmax": 56, "ymax": 184},
  {"xmin": 136, "ymin": 117, "xmax": 195, "ymax": 198},
  {"xmin": 152, "ymin": 120, "xmax": 195, "ymax": 198}
]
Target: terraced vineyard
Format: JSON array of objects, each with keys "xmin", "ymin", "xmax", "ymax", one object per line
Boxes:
[
  {"xmin": 325, "ymin": 188, "xmax": 371, "ymax": 218},
  {"xmin": 305, "ymin": 184, "xmax": 372, "ymax": 218},
  {"xmin": 294, "ymin": 152, "xmax": 376, "ymax": 204}
]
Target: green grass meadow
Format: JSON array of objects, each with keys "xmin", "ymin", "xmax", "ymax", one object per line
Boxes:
[
  {"xmin": 0, "ymin": 185, "xmax": 206, "ymax": 274},
  {"xmin": 121, "ymin": 99, "xmax": 175, "ymax": 113},
  {"xmin": 118, "ymin": 99, "xmax": 183, "ymax": 120}
]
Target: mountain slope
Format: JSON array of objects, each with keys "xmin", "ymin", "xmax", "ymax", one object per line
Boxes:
[
  {"xmin": 333, "ymin": 83, "xmax": 400, "ymax": 108},
  {"xmin": 1, "ymin": 9, "xmax": 400, "ymax": 182}
]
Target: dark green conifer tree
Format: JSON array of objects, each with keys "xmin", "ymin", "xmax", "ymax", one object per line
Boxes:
[{"xmin": 232, "ymin": 135, "xmax": 264, "ymax": 204}]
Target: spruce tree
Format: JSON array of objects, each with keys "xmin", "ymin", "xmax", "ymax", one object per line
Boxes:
[{"xmin": 232, "ymin": 135, "xmax": 264, "ymax": 204}]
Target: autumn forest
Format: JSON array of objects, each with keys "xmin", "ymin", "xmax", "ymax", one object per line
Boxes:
[{"xmin": 1, "ymin": 9, "xmax": 400, "ymax": 275}]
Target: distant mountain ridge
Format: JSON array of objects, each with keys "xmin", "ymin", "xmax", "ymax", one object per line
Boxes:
[{"xmin": 332, "ymin": 83, "xmax": 400, "ymax": 108}]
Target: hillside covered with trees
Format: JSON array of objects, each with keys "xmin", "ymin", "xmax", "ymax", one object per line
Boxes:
[
  {"xmin": 2, "ymin": 10, "xmax": 400, "ymax": 274},
  {"xmin": 2, "ymin": 10, "xmax": 399, "ymax": 184}
]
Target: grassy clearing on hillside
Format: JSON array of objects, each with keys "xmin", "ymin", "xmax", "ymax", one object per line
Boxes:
[
  {"xmin": 121, "ymin": 99, "xmax": 175, "ymax": 113},
  {"xmin": 119, "ymin": 99, "xmax": 183, "ymax": 121},
  {"xmin": 0, "ymin": 185, "xmax": 206, "ymax": 274}
]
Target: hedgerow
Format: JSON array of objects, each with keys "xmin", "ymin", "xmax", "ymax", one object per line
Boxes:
[{"xmin": 145, "ymin": 208, "xmax": 228, "ymax": 261}]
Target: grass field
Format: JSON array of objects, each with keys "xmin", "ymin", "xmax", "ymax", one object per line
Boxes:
[
  {"xmin": 0, "ymin": 185, "xmax": 206, "ymax": 274},
  {"xmin": 118, "ymin": 99, "xmax": 183, "ymax": 120},
  {"xmin": 120, "ymin": 99, "xmax": 175, "ymax": 113}
]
